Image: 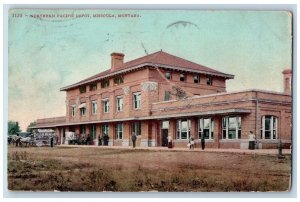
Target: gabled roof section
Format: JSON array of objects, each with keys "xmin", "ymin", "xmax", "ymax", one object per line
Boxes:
[{"xmin": 60, "ymin": 50, "xmax": 234, "ymax": 91}]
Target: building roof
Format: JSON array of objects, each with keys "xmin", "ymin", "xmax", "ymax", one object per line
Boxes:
[{"xmin": 60, "ymin": 50, "xmax": 234, "ymax": 91}]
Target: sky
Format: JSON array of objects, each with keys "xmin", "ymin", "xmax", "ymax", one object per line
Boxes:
[{"xmin": 8, "ymin": 9, "xmax": 292, "ymax": 131}]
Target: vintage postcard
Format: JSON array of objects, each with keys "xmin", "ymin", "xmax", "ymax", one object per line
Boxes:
[{"xmin": 7, "ymin": 9, "xmax": 292, "ymax": 192}]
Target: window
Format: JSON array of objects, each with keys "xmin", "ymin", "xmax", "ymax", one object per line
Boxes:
[
  {"xmin": 101, "ymin": 79, "xmax": 110, "ymax": 88},
  {"xmin": 206, "ymin": 75, "xmax": 213, "ymax": 85},
  {"xmin": 79, "ymin": 103, "xmax": 86, "ymax": 116},
  {"xmin": 92, "ymin": 101, "xmax": 97, "ymax": 115},
  {"xmin": 89, "ymin": 83, "xmax": 97, "ymax": 91},
  {"xmin": 180, "ymin": 73, "xmax": 185, "ymax": 82},
  {"xmin": 80, "ymin": 125, "xmax": 86, "ymax": 135},
  {"xmin": 222, "ymin": 116, "xmax": 241, "ymax": 139},
  {"xmin": 176, "ymin": 119, "xmax": 191, "ymax": 139},
  {"xmin": 133, "ymin": 92, "xmax": 141, "ymax": 109},
  {"xmin": 199, "ymin": 118, "xmax": 214, "ymax": 140},
  {"xmin": 102, "ymin": 124, "xmax": 109, "ymax": 136},
  {"xmin": 79, "ymin": 85, "xmax": 86, "ymax": 93},
  {"xmin": 165, "ymin": 72, "xmax": 172, "ymax": 80},
  {"xmin": 71, "ymin": 105, "xmax": 76, "ymax": 117},
  {"xmin": 103, "ymin": 99, "xmax": 110, "ymax": 113},
  {"xmin": 114, "ymin": 76, "xmax": 124, "ymax": 85},
  {"xmin": 162, "ymin": 121, "xmax": 169, "ymax": 129},
  {"xmin": 80, "ymin": 108, "xmax": 86, "ymax": 116},
  {"xmin": 116, "ymin": 123, "xmax": 123, "ymax": 139},
  {"xmin": 194, "ymin": 75, "xmax": 200, "ymax": 83},
  {"xmin": 90, "ymin": 124, "xmax": 96, "ymax": 139},
  {"xmin": 116, "ymin": 96, "xmax": 123, "ymax": 112},
  {"xmin": 164, "ymin": 91, "xmax": 171, "ymax": 101},
  {"xmin": 132, "ymin": 122, "xmax": 141, "ymax": 136},
  {"xmin": 261, "ymin": 115, "xmax": 278, "ymax": 139}
]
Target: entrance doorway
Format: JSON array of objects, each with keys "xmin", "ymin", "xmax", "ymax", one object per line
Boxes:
[{"xmin": 161, "ymin": 129, "xmax": 168, "ymax": 147}]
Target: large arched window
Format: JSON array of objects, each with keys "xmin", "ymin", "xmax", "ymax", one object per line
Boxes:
[{"xmin": 261, "ymin": 115, "xmax": 278, "ymax": 139}]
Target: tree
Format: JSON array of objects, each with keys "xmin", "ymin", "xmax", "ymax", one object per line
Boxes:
[
  {"xmin": 26, "ymin": 121, "xmax": 37, "ymax": 133},
  {"xmin": 8, "ymin": 121, "xmax": 21, "ymax": 136}
]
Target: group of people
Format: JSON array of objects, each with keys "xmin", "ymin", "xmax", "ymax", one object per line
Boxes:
[
  {"xmin": 188, "ymin": 135, "xmax": 205, "ymax": 150},
  {"xmin": 166, "ymin": 134, "xmax": 206, "ymax": 150},
  {"xmin": 98, "ymin": 134, "xmax": 110, "ymax": 146},
  {"xmin": 65, "ymin": 131, "xmax": 257, "ymax": 150}
]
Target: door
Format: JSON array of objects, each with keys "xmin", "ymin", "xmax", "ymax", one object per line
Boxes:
[{"xmin": 161, "ymin": 129, "xmax": 168, "ymax": 147}]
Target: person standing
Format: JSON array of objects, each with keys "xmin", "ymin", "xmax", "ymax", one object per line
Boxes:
[
  {"xmin": 15, "ymin": 134, "xmax": 20, "ymax": 147},
  {"xmin": 98, "ymin": 135, "xmax": 102, "ymax": 146},
  {"xmin": 132, "ymin": 132, "xmax": 137, "ymax": 148},
  {"xmin": 201, "ymin": 134, "xmax": 205, "ymax": 150},
  {"xmin": 190, "ymin": 136, "xmax": 195, "ymax": 150},
  {"xmin": 167, "ymin": 134, "xmax": 172, "ymax": 149},
  {"xmin": 248, "ymin": 131, "xmax": 256, "ymax": 150},
  {"xmin": 50, "ymin": 137, "xmax": 54, "ymax": 148}
]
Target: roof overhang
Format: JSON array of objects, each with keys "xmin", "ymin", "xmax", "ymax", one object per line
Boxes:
[
  {"xmin": 60, "ymin": 63, "xmax": 234, "ymax": 91},
  {"xmin": 31, "ymin": 108, "xmax": 250, "ymax": 129},
  {"xmin": 147, "ymin": 109, "xmax": 251, "ymax": 120}
]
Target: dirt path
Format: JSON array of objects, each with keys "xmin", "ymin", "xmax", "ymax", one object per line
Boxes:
[{"xmin": 7, "ymin": 146, "xmax": 292, "ymax": 192}]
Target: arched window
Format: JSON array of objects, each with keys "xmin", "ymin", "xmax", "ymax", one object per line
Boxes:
[{"xmin": 261, "ymin": 115, "xmax": 278, "ymax": 139}]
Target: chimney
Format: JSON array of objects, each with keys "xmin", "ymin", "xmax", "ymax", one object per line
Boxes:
[
  {"xmin": 282, "ymin": 68, "xmax": 292, "ymax": 94},
  {"xmin": 111, "ymin": 52, "xmax": 124, "ymax": 71}
]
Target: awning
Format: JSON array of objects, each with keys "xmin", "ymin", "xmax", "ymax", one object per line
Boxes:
[{"xmin": 78, "ymin": 103, "xmax": 86, "ymax": 108}]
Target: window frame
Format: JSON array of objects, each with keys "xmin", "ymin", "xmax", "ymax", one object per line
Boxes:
[
  {"xmin": 133, "ymin": 92, "xmax": 141, "ymax": 109},
  {"xmin": 261, "ymin": 115, "xmax": 278, "ymax": 140},
  {"xmin": 101, "ymin": 79, "xmax": 110, "ymax": 88},
  {"xmin": 116, "ymin": 96, "xmax": 123, "ymax": 112},
  {"xmin": 114, "ymin": 76, "xmax": 124, "ymax": 85},
  {"xmin": 176, "ymin": 119, "xmax": 191, "ymax": 140},
  {"xmin": 222, "ymin": 116, "xmax": 241, "ymax": 140},
  {"xmin": 91, "ymin": 101, "xmax": 97, "ymax": 115},
  {"xmin": 101, "ymin": 124, "xmax": 109, "ymax": 136},
  {"xmin": 90, "ymin": 124, "xmax": 96, "ymax": 139},
  {"xmin": 198, "ymin": 118, "xmax": 214, "ymax": 140},
  {"xmin": 79, "ymin": 85, "xmax": 86, "ymax": 93},
  {"xmin": 71, "ymin": 105, "xmax": 76, "ymax": 117},
  {"xmin": 132, "ymin": 122, "xmax": 141, "ymax": 136},
  {"xmin": 79, "ymin": 103, "xmax": 86, "ymax": 116},
  {"xmin": 89, "ymin": 83, "xmax": 97, "ymax": 91},
  {"xmin": 102, "ymin": 99, "xmax": 110, "ymax": 113},
  {"xmin": 116, "ymin": 123, "xmax": 123, "ymax": 139},
  {"xmin": 165, "ymin": 72, "xmax": 172, "ymax": 80},
  {"xmin": 194, "ymin": 74, "xmax": 200, "ymax": 84},
  {"xmin": 206, "ymin": 75, "xmax": 213, "ymax": 85},
  {"xmin": 179, "ymin": 73, "xmax": 186, "ymax": 82}
]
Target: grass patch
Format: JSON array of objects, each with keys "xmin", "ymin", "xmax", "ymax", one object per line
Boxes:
[{"xmin": 7, "ymin": 146, "xmax": 291, "ymax": 192}]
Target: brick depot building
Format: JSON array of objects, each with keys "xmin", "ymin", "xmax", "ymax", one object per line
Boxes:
[{"xmin": 33, "ymin": 51, "xmax": 292, "ymax": 149}]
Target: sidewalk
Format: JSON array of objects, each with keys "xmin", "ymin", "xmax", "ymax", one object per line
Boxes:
[{"xmin": 57, "ymin": 144, "xmax": 292, "ymax": 155}]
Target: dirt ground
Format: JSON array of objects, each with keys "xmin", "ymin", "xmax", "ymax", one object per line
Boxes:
[{"xmin": 7, "ymin": 146, "xmax": 291, "ymax": 192}]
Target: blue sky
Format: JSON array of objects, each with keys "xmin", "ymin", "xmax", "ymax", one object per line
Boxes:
[{"xmin": 8, "ymin": 10, "xmax": 292, "ymax": 130}]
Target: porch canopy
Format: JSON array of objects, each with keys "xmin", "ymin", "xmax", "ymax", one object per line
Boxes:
[{"xmin": 30, "ymin": 108, "xmax": 251, "ymax": 128}]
